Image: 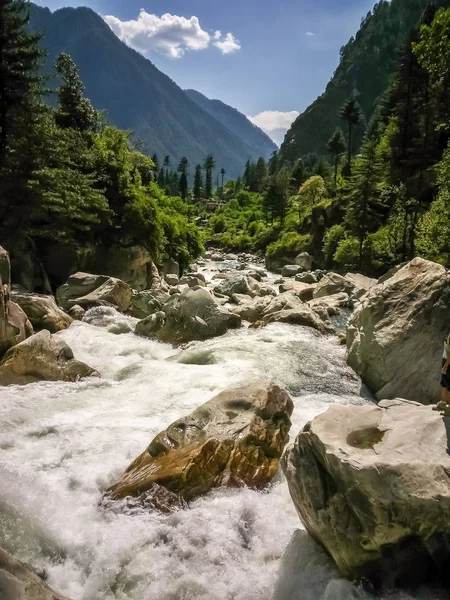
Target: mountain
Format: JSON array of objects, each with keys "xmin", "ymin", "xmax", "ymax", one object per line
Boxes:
[
  {"xmin": 185, "ymin": 89, "xmax": 278, "ymax": 159},
  {"xmin": 28, "ymin": 4, "xmax": 264, "ymax": 179},
  {"xmin": 279, "ymin": 0, "xmax": 450, "ymax": 165}
]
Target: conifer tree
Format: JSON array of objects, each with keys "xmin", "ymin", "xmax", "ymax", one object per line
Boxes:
[
  {"xmin": 203, "ymin": 154, "xmax": 215, "ymax": 198},
  {"xmin": 193, "ymin": 164, "xmax": 203, "ymax": 201},
  {"xmin": 220, "ymin": 167, "xmax": 226, "ymax": 198},
  {"xmin": 327, "ymin": 128, "xmax": 347, "ymax": 185},
  {"xmin": 0, "ymin": 0, "xmax": 46, "ymax": 234},
  {"xmin": 177, "ymin": 156, "xmax": 189, "ymax": 199},
  {"xmin": 255, "ymin": 157, "xmax": 267, "ymax": 192},
  {"xmin": 339, "ymin": 97, "xmax": 362, "ymax": 175},
  {"xmin": 55, "ymin": 53, "xmax": 98, "ymax": 131}
]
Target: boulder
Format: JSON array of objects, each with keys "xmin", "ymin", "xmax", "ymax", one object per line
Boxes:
[
  {"xmin": 179, "ymin": 275, "xmax": 206, "ymax": 288},
  {"xmin": 0, "ymin": 246, "xmax": 33, "ymax": 357},
  {"xmin": 347, "ymin": 258, "xmax": 450, "ymax": 404},
  {"xmin": 107, "ymin": 382, "xmax": 293, "ymax": 503},
  {"xmin": 231, "ymin": 293, "xmax": 253, "ymax": 305},
  {"xmin": 232, "ymin": 296, "xmax": 274, "ymax": 322},
  {"xmin": 345, "ymin": 273, "xmax": 377, "ymax": 301},
  {"xmin": 0, "ymin": 546, "xmax": 71, "ymax": 600},
  {"xmin": 135, "ymin": 311, "xmax": 166, "ymax": 337},
  {"xmin": 282, "ymin": 399, "xmax": 450, "ymax": 592},
  {"xmin": 0, "ymin": 330, "xmax": 98, "ymax": 385},
  {"xmin": 162, "ymin": 257, "xmax": 180, "ymax": 278},
  {"xmin": 165, "ymin": 274, "xmax": 179, "ymax": 287},
  {"xmin": 308, "ymin": 293, "xmax": 349, "ymax": 317},
  {"xmin": 281, "ymin": 265, "xmax": 303, "ymax": 278},
  {"xmin": 295, "ymin": 252, "xmax": 313, "ymax": 271},
  {"xmin": 67, "ymin": 305, "xmax": 85, "ymax": 321},
  {"xmin": 11, "ymin": 293, "xmax": 72, "ymax": 333},
  {"xmin": 265, "ymin": 254, "xmax": 293, "ymax": 273},
  {"xmin": 129, "ymin": 289, "xmax": 170, "ymax": 319},
  {"xmin": 214, "ymin": 273, "xmax": 253, "ymax": 298},
  {"xmin": 295, "ymin": 271, "xmax": 318, "ymax": 285},
  {"xmin": 89, "ymin": 245, "xmax": 153, "ymax": 291},
  {"xmin": 56, "ymin": 272, "xmax": 109, "ymax": 309},
  {"xmin": 256, "ymin": 305, "xmax": 333, "ymax": 334},
  {"xmin": 67, "ymin": 277, "xmax": 132, "ymax": 313},
  {"xmin": 313, "ymin": 273, "xmax": 354, "ymax": 299},
  {"xmin": 279, "ymin": 280, "xmax": 316, "ymax": 301},
  {"xmin": 137, "ymin": 288, "xmax": 241, "ymax": 344}
]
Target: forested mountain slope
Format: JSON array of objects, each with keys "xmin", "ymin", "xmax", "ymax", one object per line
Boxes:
[
  {"xmin": 28, "ymin": 4, "xmax": 262, "ymax": 178},
  {"xmin": 185, "ymin": 89, "xmax": 278, "ymax": 159},
  {"xmin": 279, "ymin": 0, "xmax": 450, "ymax": 165}
]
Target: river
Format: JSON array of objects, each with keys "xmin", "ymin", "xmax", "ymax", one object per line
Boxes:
[{"xmin": 0, "ymin": 260, "xmax": 446, "ymax": 600}]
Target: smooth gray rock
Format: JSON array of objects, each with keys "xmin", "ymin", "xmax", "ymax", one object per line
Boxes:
[
  {"xmin": 11, "ymin": 293, "xmax": 72, "ymax": 333},
  {"xmin": 57, "ymin": 272, "xmax": 132, "ymax": 313},
  {"xmin": 347, "ymin": 258, "xmax": 450, "ymax": 404},
  {"xmin": 295, "ymin": 252, "xmax": 313, "ymax": 271},
  {"xmin": 165, "ymin": 273, "xmax": 179, "ymax": 287},
  {"xmin": 313, "ymin": 273, "xmax": 354, "ymax": 299},
  {"xmin": 295, "ymin": 271, "xmax": 318, "ymax": 284},
  {"xmin": 214, "ymin": 273, "xmax": 253, "ymax": 298},
  {"xmin": 282, "ymin": 399, "xmax": 450, "ymax": 591},
  {"xmin": 281, "ymin": 265, "xmax": 303, "ymax": 278}
]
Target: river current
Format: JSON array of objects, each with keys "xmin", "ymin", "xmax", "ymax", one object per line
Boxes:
[{"xmin": 0, "ymin": 261, "xmax": 446, "ymax": 600}]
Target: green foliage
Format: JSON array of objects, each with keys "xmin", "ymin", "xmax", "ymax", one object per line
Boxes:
[
  {"xmin": 414, "ymin": 8, "xmax": 450, "ymax": 81},
  {"xmin": 266, "ymin": 232, "xmax": 310, "ymax": 257},
  {"xmin": 327, "ymin": 128, "xmax": 347, "ymax": 185},
  {"xmin": 334, "ymin": 237, "xmax": 360, "ymax": 270},
  {"xmin": 323, "ymin": 224, "xmax": 346, "ymax": 266}
]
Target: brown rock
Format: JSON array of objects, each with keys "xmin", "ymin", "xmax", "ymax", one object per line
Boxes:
[{"xmin": 11, "ymin": 293, "xmax": 72, "ymax": 333}]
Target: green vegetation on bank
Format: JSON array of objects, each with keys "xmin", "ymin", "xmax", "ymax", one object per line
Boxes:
[
  {"xmin": 0, "ymin": 0, "xmax": 202, "ymax": 280},
  {"xmin": 206, "ymin": 4, "xmax": 450, "ymax": 275}
]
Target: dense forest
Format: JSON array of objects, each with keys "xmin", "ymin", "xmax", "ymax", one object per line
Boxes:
[
  {"xmin": 278, "ymin": 0, "xmax": 450, "ymax": 164},
  {"xmin": 206, "ymin": 3, "xmax": 450, "ymax": 275}
]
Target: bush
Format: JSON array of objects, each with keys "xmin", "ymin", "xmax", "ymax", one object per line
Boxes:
[
  {"xmin": 266, "ymin": 231, "xmax": 310, "ymax": 257},
  {"xmin": 323, "ymin": 224, "xmax": 346, "ymax": 266},
  {"xmin": 333, "ymin": 237, "xmax": 360, "ymax": 270}
]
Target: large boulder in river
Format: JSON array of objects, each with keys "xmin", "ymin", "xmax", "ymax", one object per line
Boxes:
[
  {"xmin": 136, "ymin": 288, "xmax": 241, "ymax": 344},
  {"xmin": 295, "ymin": 252, "xmax": 313, "ymax": 271},
  {"xmin": 213, "ymin": 273, "xmax": 253, "ymax": 298},
  {"xmin": 129, "ymin": 289, "xmax": 170, "ymax": 319},
  {"xmin": 347, "ymin": 258, "xmax": 450, "ymax": 404},
  {"xmin": 0, "ymin": 330, "xmax": 98, "ymax": 385},
  {"xmin": 282, "ymin": 399, "xmax": 450, "ymax": 592},
  {"xmin": 57, "ymin": 272, "xmax": 132, "ymax": 313},
  {"xmin": 107, "ymin": 381, "xmax": 293, "ymax": 503},
  {"xmin": 0, "ymin": 546, "xmax": 71, "ymax": 600},
  {"xmin": 0, "ymin": 247, "xmax": 33, "ymax": 357},
  {"xmin": 11, "ymin": 293, "xmax": 72, "ymax": 333},
  {"xmin": 313, "ymin": 272, "xmax": 354, "ymax": 299}
]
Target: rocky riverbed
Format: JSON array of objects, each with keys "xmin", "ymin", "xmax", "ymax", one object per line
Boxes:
[{"xmin": 1, "ymin": 248, "xmax": 449, "ymax": 600}]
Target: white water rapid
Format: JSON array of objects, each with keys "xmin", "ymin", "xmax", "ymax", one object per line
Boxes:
[{"xmin": 0, "ymin": 261, "xmax": 447, "ymax": 600}]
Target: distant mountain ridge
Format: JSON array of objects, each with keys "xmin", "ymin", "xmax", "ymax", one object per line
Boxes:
[
  {"xmin": 28, "ymin": 4, "xmax": 268, "ymax": 178},
  {"xmin": 185, "ymin": 89, "xmax": 278, "ymax": 158},
  {"xmin": 279, "ymin": 0, "xmax": 450, "ymax": 165}
]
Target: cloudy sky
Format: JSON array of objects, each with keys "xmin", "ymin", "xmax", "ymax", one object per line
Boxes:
[{"xmin": 36, "ymin": 0, "xmax": 375, "ymax": 145}]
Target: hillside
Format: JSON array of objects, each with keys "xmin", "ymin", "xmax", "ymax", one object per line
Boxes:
[
  {"xmin": 185, "ymin": 89, "xmax": 278, "ymax": 159},
  {"xmin": 279, "ymin": 0, "xmax": 450, "ymax": 165},
  {"xmin": 28, "ymin": 4, "xmax": 263, "ymax": 178}
]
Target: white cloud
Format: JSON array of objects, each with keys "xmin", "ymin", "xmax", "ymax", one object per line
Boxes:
[
  {"xmin": 248, "ymin": 110, "xmax": 300, "ymax": 145},
  {"xmin": 104, "ymin": 10, "xmax": 241, "ymax": 59},
  {"xmin": 213, "ymin": 32, "xmax": 241, "ymax": 55},
  {"xmin": 305, "ymin": 31, "xmax": 315, "ymax": 36}
]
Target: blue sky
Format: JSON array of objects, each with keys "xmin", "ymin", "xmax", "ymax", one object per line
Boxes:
[{"xmin": 35, "ymin": 0, "xmax": 376, "ymax": 144}]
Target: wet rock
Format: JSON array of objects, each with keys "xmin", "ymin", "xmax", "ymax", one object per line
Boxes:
[
  {"xmin": 165, "ymin": 274, "xmax": 179, "ymax": 287},
  {"xmin": 295, "ymin": 252, "xmax": 313, "ymax": 271},
  {"xmin": 347, "ymin": 258, "xmax": 450, "ymax": 404},
  {"xmin": 281, "ymin": 265, "xmax": 304, "ymax": 278},
  {"xmin": 67, "ymin": 305, "xmax": 85, "ymax": 321},
  {"xmin": 214, "ymin": 273, "xmax": 253, "ymax": 298},
  {"xmin": 231, "ymin": 293, "xmax": 253, "ymax": 305},
  {"xmin": 0, "ymin": 246, "xmax": 33, "ymax": 357},
  {"xmin": 313, "ymin": 273, "xmax": 354, "ymax": 299},
  {"xmin": 282, "ymin": 399, "xmax": 450, "ymax": 592},
  {"xmin": 11, "ymin": 293, "xmax": 72, "ymax": 333},
  {"xmin": 225, "ymin": 253, "xmax": 239, "ymax": 260},
  {"xmin": 0, "ymin": 546, "xmax": 71, "ymax": 600},
  {"xmin": 0, "ymin": 330, "xmax": 98, "ymax": 385},
  {"xmin": 231, "ymin": 296, "xmax": 273, "ymax": 322},
  {"xmin": 107, "ymin": 381, "xmax": 293, "ymax": 502},
  {"xmin": 129, "ymin": 289, "xmax": 170, "ymax": 319},
  {"xmin": 135, "ymin": 311, "xmax": 166, "ymax": 337},
  {"xmin": 211, "ymin": 253, "xmax": 223, "ymax": 262},
  {"xmin": 57, "ymin": 272, "xmax": 132, "ymax": 313},
  {"xmin": 137, "ymin": 288, "xmax": 241, "ymax": 344},
  {"xmin": 179, "ymin": 275, "xmax": 206, "ymax": 288},
  {"xmin": 256, "ymin": 305, "xmax": 333, "ymax": 334},
  {"xmin": 295, "ymin": 271, "xmax": 318, "ymax": 285}
]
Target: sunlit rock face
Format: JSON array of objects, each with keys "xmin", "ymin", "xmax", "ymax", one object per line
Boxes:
[
  {"xmin": 283, "ymin": 399, "xmax": 450, "ymax": 592},
  {"xmin": 107, "ymin": 382, "xmax": 294, "ymax": 504}
]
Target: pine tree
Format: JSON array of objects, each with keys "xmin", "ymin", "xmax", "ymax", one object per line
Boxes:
[
  {"xmin": 0, "ymin": 0, "xmax": 46, "ymax": 234},
  {"xmin": 203, "ymin": 154, "xmax": 215, "ymax": 198},
  {"xmin": 193, "ymin": 164, "xmax": 203, "ymax": 201},
  {"xmin": 327, "ymin": 128, "xmax": 347, "ymax": 185},
  {"xmin": 255, "ymin": 157, "xmax": 267, "ymax": 192},
  {"xmin": 339, "ymin": 97, "xmax": 363, "ymax": 175},
  {"xmin": 55, "ymin": 53, "xmax": 98, "ymax": 131},
  {"xmin": 177, "ymin": 156, "xmax": 189, "ymax": 199},
  {"xmin": 220, "ymin": 167, "xmax": 226, "ymax": 198}
]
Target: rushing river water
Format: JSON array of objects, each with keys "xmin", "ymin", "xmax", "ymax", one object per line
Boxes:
[{"xmin": 0, "ymin": 261, "xmax": 448, "ymax": 600}]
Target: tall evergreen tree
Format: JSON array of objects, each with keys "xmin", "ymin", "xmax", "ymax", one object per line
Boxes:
[
  {"xmin": 177, "ymin": 156, "xmax": 189, "ymax": 199},
  {"xmin": 339, "ymin": 96, "xmax": 362, "ymax": 175},
  {"xmin": 54, "ymin": 53, "xmax": 98, "ymax": 131},
  {"xmin": 327, "ymin": 128, "xmax": 347, "ymax": 185},
  {"xmin": 203, "ymin": 154, "xmax": 215, "ymax": 198},
  {"xmin": 193, "ymin": 163, "xmax": 203, "ymax": 201},
  {"xmin": 255, "ymin": 157, "xmax": 267, "ymax": 192},
  {"xmin": 0, "ymin": 0, "xmax": 46, "ymax": 235},
  {"xmin": 220, "ymin": 167, "xmax": 226, "ymax": 198}
]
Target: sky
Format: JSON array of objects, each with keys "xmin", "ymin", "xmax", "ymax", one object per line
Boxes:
[{"xmin": 35, "ymin": 0, "xmax": 376, "ymax": 145}]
